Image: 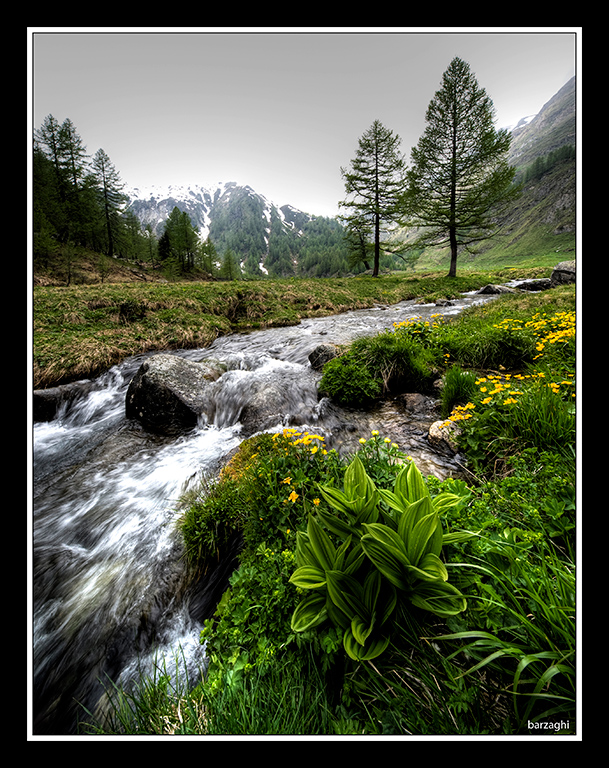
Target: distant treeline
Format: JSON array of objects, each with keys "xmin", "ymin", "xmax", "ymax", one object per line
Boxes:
[
  {"xmin": 33, "ymin": 115, "xmax": 157, "ymax": 272},
  {"xmin": 32, "ymin": 114, "xmax": 380, "ymax": 281},
  {"xmin": 516, "ymin": 144, "xmax": 576, "ymax": 184}
]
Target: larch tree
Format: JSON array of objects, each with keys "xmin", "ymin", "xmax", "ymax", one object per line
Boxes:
[
  {"xmin": 163, "ymin": 206, "xmax": 200, "ymax": 272},
  {"xmin": 404, "ymin": 57, "xmax": 520, "ymax": 277},
  {"xmin": 339, "ymin": 120, "xmax": 407, "ymax": 277},
  {"xmin": 90, "ymin": 148, "xmax": 126, "ymax": 257}
]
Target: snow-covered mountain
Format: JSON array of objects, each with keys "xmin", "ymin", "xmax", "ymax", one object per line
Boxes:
[
  {"xmin": 125, "ymin": 181, "xmax": 278, "ymax": 239},
  {"xmin": 501, "ymin": 114, "xmax": 537, "ymax": 133},
  {"xmin": 124, "ymin": 180, "xmax": 353, "ymax": 277}
]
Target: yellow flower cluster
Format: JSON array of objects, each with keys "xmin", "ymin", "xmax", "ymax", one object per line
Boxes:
[
  {"xmin": 359, "ymin": 430, "xmax": 401, "ymax": 452},
  {"xmin": 272, "ymin": 427, "xmax": 328, "ymax": 455},
  {"xmin": 475, "ymin": 374, "xmax": 523, "ymax": 405},
  {"xmin": 441, "ymin": 402, "xmax": 476, "ymax": 428},
  {"xmin": 393, "ymin": 313, "xmax": 445, "ymax": 333},
  {"xmin": 493, "ymin": 310, "xmax": 576, "ymax": 361},
  {"xmin": 476, "ymin": 371, "xmax": 575, "ymax": 402},
  {"xmin": 442, "ymin": 368, "xmax": 576, "ymax": 429}
]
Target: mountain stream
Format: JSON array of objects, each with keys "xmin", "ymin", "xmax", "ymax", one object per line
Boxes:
[{"xmin": 31, "ymin": 291, "xmax": 495, "ymax": 735}]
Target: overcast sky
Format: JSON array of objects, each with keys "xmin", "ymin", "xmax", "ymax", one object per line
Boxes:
[{"xmin": 30, "ymin": 27, "xmax": 578, "ymax": 218}]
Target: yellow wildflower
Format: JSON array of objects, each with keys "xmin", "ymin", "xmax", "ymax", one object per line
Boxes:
[{"xmin": 288, "ymin": 490, "xmax": 299, "ymax": 503}]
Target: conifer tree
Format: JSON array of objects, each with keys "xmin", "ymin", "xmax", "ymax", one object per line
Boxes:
[
  {"xmin": 339, "ymin": 120, "xmax": 407, "ymax": 277},
  {"xmin": 90, "ymin": 148, "xmax": 126, "ymax": 257},
  {"xmin": 404, "ymin": 57, "xmax": 519, "ymax": 277},
  {"xmin": 58, "ymin": 120, "xmax": 88, "ymax": 241},
  {"xmin": 162, "ymin": 207, "xmax": 200, "ymax": 272},
  {"xmin": 220, "ymin": 248, "xmax": 241, "ymax": 280}
]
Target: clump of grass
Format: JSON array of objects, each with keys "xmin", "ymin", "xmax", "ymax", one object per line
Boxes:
[
  {"xmin": 318, "ymin": 352, "xmax": 383, "ymax": 407},
  {"xmin": 319, "ymin": 326, "xmax": 439, "ymax": 407},
  {"xmin": 441, "ymin": 364, "xmax": 478, "ymax": 418}
]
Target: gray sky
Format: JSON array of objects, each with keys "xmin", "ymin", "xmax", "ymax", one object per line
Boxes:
[{"xmin": 30, "ymin": 27, "xmax": 578, "ymax": 218}]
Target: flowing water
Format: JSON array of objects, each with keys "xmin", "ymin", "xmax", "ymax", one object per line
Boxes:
[{"xmin": 31, "ymin": 292, "xmax": 493, "ymax": 735}]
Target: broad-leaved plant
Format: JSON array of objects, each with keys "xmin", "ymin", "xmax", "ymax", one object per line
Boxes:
[{"xmin": 289, "ymin": 456, "xmax": 471, "ymax": 661}]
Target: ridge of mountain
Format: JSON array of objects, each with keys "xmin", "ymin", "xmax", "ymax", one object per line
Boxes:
[{"xmin": 507, "ymin": 75, "xmax": 576, "ymax": 168}]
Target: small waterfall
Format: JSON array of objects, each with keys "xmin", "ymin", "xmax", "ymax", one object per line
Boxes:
[{"xmin": 32, "ymin": 293, "xmax": 494, "ymax": 734}]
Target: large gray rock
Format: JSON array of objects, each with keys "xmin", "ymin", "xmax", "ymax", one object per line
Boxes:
[
  {"xmin": 518, "ymin": 278, "xmax": 553, "ymax": 291},
  {"xmin": 33, "ymin": 380, "xmax": 94, "ymax": 422},
  {"xmin": 308, "ymin": 343, "xmax": 340, "ymax": 371},
  {"xmin": 476, "ymin": 284, "xmax": 517, "ymax": 295},
  {"xmin": 428, "ymin": 419, "xmax": 462, "ymax": 454},
  {"xmin": 205, "ymin": 364, "xmax": 322, "ymax": 437},
  {"xmin": 125, "ymin": 354, "xmax": 224, "ymax": 435},
  {"xmin": 551, "ymin": 260, "xmax": 576, "ymax": 285}
]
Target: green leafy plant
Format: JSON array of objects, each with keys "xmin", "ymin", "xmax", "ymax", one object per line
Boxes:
[{"xmin": 289, "ymin": 456, "xmax": 472, "ymax": 661}]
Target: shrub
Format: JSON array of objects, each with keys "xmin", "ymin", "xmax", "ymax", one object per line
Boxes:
[
  {"xmin": 437, "ymin": 317, "xmax": 537, "ymax": 370},
  {"xmin": 319, "ymin": 325, "xmax": 439, "ymax": 407}
]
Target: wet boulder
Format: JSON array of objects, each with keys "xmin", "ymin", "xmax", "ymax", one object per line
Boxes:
[
  {"xmin": 551, "ymin": 260, "xmax": 576, "ymax": 285},
  {"xmin": 517, "ymin": 278, "xmax": 553, "ymax": 291},
  {"xmin": 125, "ymin": 354, "xmax": 224, "ymax": 435},
  {"xmin": 428, "ymin": 419, "xmax": 462, "ymax": 454},
  {"xmin": 206, "ymin": 364, "xmax": 322, "ymax": 437},
  {"xmin": 308, "ymin": 343, "xmax": 341, "ymax": 371},
  {"xmin": 33, "ymin": 380, "xmax": 95, "ymax": 422},
  {"xmin": 476, "ymin": 284, "xmax": 516, "ymax": 295}
]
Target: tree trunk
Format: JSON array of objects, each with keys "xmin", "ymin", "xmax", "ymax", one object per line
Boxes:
[
  {"xmin": 373, "ymin": 212, "xmax": 380, "ymax": 277},
  {"xmin": 447, "ymin": 226, "xmax": 458, "ymax": 277}
]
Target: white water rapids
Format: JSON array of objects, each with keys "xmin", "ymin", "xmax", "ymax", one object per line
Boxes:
[{"xmin": 31, "ymin": 292, "xmax": 494, "ymax": 734}]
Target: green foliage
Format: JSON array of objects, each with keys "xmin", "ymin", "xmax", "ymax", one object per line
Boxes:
[
  {"xmin": 93, "ymin": 427, "xmax": 575, "ymax": 735},
  {"xmin": 219, "ymin": 248, "xmax": 242, "ymax": 281},
  {"xmin": 518, "ymin": 144, "xmax": 576, "ymax": 184},
  {"xmin": 424, "ymin": 450, "xmax": 576, "ymax": 730},
  {"xmin": 441, "ymin": 364, "xmax": 477, "ymax": 417},
  {"xmin": 436, "ymin": 312, "xmax": 538, "ymax": 370},
  {"xmin": 351, "ymin": 330, "xmax": 439, "ymax": 393},
  {"xmin": 194, "ymin": 429, "xmax": 347, "ymax": 700},
  {"xmin": 196, "ymin": 651, "xmax": 340, "ymax": 735},
  {"xmin": 289, "ymin": 456, "xmax": 472, "ymax": 661},
  {"xmin": 201, "ymin": 545, "xmax": 301, "ymax": 691},
  {"xmin": 160, "ymin": 206, "xmax": 200, "ymax": 273},
  {"xmin": 80, "ymin": 649, "xmax": 205, "ymax": 735},
  {"xmin": 443, "ymin": 306, "xmax": 576, "ymax": 474},
  {"xmin": 179, "ymin": 475, "xmax": 247, "ymax": 573}
]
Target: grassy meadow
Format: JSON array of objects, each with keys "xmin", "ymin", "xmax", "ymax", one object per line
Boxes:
[{"xmin": 32, "ymin": 268, "xmax": 550, "ymax": 389}]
